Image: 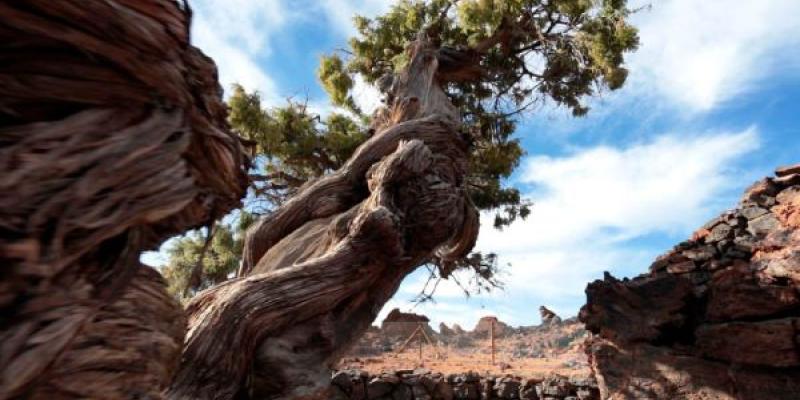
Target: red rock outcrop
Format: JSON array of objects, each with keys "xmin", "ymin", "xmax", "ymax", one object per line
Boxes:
[
  {"xmin": 381, "ymin": 308, "xmax": 435, "ymax": 339},
  {"xmin": 473, "ymin": 316, "xmax": 512, "ymax": 338},
  {"xmin": 580, "ymin": 164, "xmax": 800, "ymax": 399}
]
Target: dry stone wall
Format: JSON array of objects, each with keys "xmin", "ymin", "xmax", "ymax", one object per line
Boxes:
[
  {"xmin": 580, "ymin": 164, "xmax": 800, "ymax": 399},
  {"xmin": 330, "ymin": 369, "xmax": 600, "ymax": 400}
]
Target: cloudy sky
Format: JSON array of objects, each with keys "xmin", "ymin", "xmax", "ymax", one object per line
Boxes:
[{"xmin": 149, "ymin": 0, "xmax": 800, "ymax": 329}]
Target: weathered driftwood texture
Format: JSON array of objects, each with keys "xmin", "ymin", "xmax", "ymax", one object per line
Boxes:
[
  {"xmin": 168, "ymin": 36, "xmax": 480, "ymax": 399},
  {"xmin": 0, "ymin": 1, "xmax": 248, "ymax": 398}
]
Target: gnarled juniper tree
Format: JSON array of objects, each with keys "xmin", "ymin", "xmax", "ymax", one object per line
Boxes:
[{"xmin": 168, "ymin": 1, "xmax": 638, "ymax": 398}]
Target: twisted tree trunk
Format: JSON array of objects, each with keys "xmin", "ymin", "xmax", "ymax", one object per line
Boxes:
[
  {"xmin": 0, "ymin": 1, "xmax": 248, "ymax": 399},
  {"xmin": 168, "ymin": 36, "xmax": 479, "ymax": 399}
]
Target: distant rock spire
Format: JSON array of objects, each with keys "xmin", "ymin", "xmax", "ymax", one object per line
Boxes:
[{"xmin": 539, "ymin": 306, "xmax": 562, "ymax": 325}]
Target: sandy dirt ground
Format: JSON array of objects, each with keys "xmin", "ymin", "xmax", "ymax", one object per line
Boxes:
[{"xmin": 338, "ymin": 342, "xmax": 591, "ymax": 378}]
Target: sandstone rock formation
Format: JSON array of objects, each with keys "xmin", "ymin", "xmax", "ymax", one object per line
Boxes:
[
  {"xmin": 440, "ymin": 322, "xmax": 456, "ymax": 337},
  {"xmin": 330, "ymin": 369, "xmax": 600, "ymax": 400},
  {"xmin": 473, "ymin": 316, "xmax": 512, "ymax": 338},
  {"xmin": 381, "ymin": 308, "xmax": 435, "ymax": 339},
  {"xmin": 580, "ymin": 164, "xmax": 800, "ymax": 399}
]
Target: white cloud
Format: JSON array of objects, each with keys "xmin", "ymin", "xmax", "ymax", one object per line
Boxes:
[
  {"xmin": 352, "ymin": 75, "xmax": 383, "ymax": 115},
  {"xmin": 483, "ymin": 127, "xmax": 760, "ymax": 253},
  {"xmin": 477, "ymin": 128, "xmax": 758, "ymax": 313},
  {"xmin": 381, "ymin": 128, "xmax": 760, "ymax": 327},
  {"xmin": 192, "ymin": 0, "xmax": 287, "ymax": 54},
  {"xmin": 629, "ymin": 0, "xmax": 800, "ymax": 111},
  {"xmin": 190, "ymin": 0, "xmax": 288, "ymax": 101},
  {"xmin": 317, "ymin": 0, "xmax": 392, "ymax": 37},
  {"xmin": 192, "ymin": 14, "xmax": 278, "ymax": 99}
]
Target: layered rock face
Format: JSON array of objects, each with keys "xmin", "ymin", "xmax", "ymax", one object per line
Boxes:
[
  {"xmin": 580, "ymin": 165, "xmax": 800, "ymax": 399},
  {"xmin": 330, "ymin": 369, "xmax": 600, "ymax": 400}
]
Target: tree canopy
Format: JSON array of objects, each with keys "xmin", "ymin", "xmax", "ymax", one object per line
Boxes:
[{"xmin": 161, "ymin": 0, "xmax": 638, "ymax": 300}]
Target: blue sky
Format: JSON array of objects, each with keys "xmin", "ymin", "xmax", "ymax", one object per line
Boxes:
[{"xmin": 144, "ymin": 0, "xmax": 800, "ymax": 330}]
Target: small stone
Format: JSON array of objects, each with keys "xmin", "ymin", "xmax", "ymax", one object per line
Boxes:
[
  {"xmin": 707, "ymin": 223, "xmax": 733, "ymax": 242},
  {"xmin": 413, "ymin": 368, "xmax": 431, "ymax": 376},
  {"xmin": 494, "ymin": 379, "xmax": 521, "ymax": 399},
  {"xmin": 732, "ymin": 234, "xmax": 756, "ymax": 253},
  {"xmin": 747, "ymin": 213, "xmax": 780, "ymax": 237},
  {"xmin": 520, "ymin": 379, "xmax": 540, "ymax": 400},
  {"xmin": 481, "ymin": 379, "xmax": 494, "ymax": 399},
  {"xmin": 708, "ymin": 258, "xmax": 733, "ymax": 271},
  {"xmin": 333, "ymin": 371, "xmax": 353, "ymax": 391},
  {"xmin": 576, "ymin": 387, "xmax": 599, "ymax": 400},
  {"xmin": 682, "ymin": 245, "xmax": 716, "ymax": 262},
  {"xmin": 392, "ymin": 384, "xmax": 413, "ymax": 400},
  {"xmin": 775, "ymin": 163, "xmax": 800, "ymax": 177},
  {"xmin": 368, "ymin": 378, "xmax": 395, "ymax": 399},
  {"xmin": 401, "ymin": 375, "xmax": 419, "ymax": 386},
  {"xmin": 452, "ymin": 382, "xmax": 479, "ymax": 400},
  {"xmin": 742, "ymin": 178, "xmax": 780, "ymax": 204},
  {"xmin": 411, "ymin": 384, "xmax": 431, "ymax": 400},
  {"xmin": 723, "ymin": 248, "xmax": 750, "ymax": 260},
  {"xmin": 649, "ymin": 257, "xmax": 670, "ymax": 272},
  {"xmin": 741, "ymin": 206, "xmax": 769, "ymax": 220},
  {"xmin": 701, "ymin": 215, "xmax": 724, "ymax": 230},
  {"xmin": 667, "ymin": 260, "xmax": 696, "ymax": 274},
  {"xmin": 774, "ymin": 173, "xmax": 800, "ymax": 187},
  {"xmin": 419, "ymin": 375, "xmax": 436, "ymax": 393}
]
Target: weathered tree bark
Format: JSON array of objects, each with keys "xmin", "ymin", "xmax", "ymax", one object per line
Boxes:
[
  {"xmin": 0, "ymin": 1, "xmax": 248, "ymax": 399},
  {"xmin": 168, "ymin": 36, "xmax": 479, "ymax": 399},
  {"xmin": 2, "ymin": 2, "xmax": 481, "ymax": 399}
]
